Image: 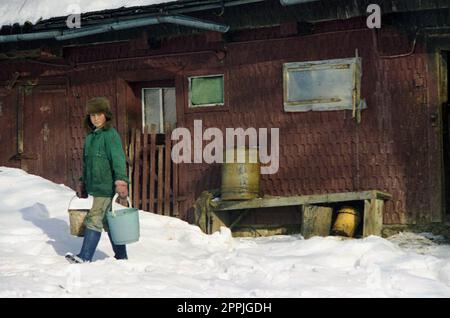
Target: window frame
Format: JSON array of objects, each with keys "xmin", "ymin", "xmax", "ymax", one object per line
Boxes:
[
  {"xmin": 283, "ymin": 57, "xmax": 362, "ymax": 112},
  {"xmin": 188, "ymin": 74, "xmax": 225, "ymax": 108},
  {"xmin": 141, "ymin": 87, "xmax": 175, "ymax": 133}
]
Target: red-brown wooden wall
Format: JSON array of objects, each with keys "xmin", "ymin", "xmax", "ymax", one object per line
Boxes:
[{"xmin": 0, "ymin": 19, "xmax": 444, "ymax": 226}]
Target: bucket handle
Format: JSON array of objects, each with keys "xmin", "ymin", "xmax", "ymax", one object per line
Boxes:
[
  {"xmin": 67, "ymin": 194, "xmax": 77, "ymax": 211},
  {"xmin": 111, "ymin": 194, "xmax": 132, "ymax": 217}
]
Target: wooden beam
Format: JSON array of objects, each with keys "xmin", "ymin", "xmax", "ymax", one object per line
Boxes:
[
  {"xmin": 132, "ymin": 129, "xmax": 141, "ymax": 209},
  {"xmin": 172, "ymin": 137, "xmax": 179, "ymax": 217},
  {"xmin": 217, "ymin": 191, "xmax": 392, "ymax": 211},
  {"xmin": 149, "ymin": 125, "xmax": 157, "ymax": 212},
  {"xmin": 157, "ymin": 145, "xmax": 164, "ymax": 214},
  {"xmin": 209, "ymin": 210, "xmax": 231, "ymax": 234},
  {"xmin": 142, "ymin": 127, "xmax": 149, "ymax": 212},
  {"xmin": 128, "ymin": 129, "xmax": 135, "ymax": 205},
  {"xmin": 363, "ymin": 199, "xmax": 384, "ymax": 237},
  {"xmin": 228, "ymin": 210, "xmax": 249, "ymax": 230},
  {"xmin": 301, "ymin": 205, "xmax": 333, "ymax": 239},
  {"xmin": 164, "ymin": 124, "xmax": 171, "ymax": 216}
]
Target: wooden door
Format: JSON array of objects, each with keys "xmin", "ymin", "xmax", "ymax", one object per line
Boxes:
[
  {"xmin": 0, "ymin": 89, "xmax": 19, "ymax": 168},
  {"xmin": 22, "ymin": 86, "xmax": 68, "ymax": 184}
]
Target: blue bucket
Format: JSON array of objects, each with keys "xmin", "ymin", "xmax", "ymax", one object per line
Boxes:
[{"xmin": 106, "ymin": 194, "xmax": 140, "ymax": 245}]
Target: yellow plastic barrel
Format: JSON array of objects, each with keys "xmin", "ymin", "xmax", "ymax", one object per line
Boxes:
[
  {"xmin": 221, "ymin": 147, "xmax": 260, "ymax": 201},
  {"xmin": 331, "ymin": 206, "xmax": 360, "ymax": 237}
]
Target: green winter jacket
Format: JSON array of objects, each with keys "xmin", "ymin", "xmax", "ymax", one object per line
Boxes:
[{"xmin": 81, "ymin": 124, "xmax": 129, "ymax": 197}]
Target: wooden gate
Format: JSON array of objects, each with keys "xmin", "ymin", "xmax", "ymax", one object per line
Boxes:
[{"xmin": 128, "ymin": 126, "xmax": 178, "ymax": 216}]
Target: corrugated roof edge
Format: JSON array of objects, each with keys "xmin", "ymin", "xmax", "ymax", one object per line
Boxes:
[{"xmin": 1, "ymin": 0, "xmax": 267, "ymax": 33}]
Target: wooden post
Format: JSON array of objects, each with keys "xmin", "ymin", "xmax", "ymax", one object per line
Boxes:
[
  {"xmin": 142, "ymin": 127, "xmax": 149, "ymax": 212},
  {"xmin": 149, "ymin": 124, "xmax": 157, "ymax": 212},
  {"xmin": 164, "ymin": 123, "xmax": 171, "ymax": 216},
  {"xmin": 209, "ymin": 210, "xmax": 231, "ymax": 234},
  {"xmin": 300, "ymin": 205, "xmax": 333, "ymax": 239},
  {"xmin": 157, "ymin": 145, "xmax": 164, "ymax": 214},
  {"xmin": 172, "ymin": 137, "xmax": 179, "ymax": 217},
  {"xmin": 132, "ymin": 129, "xmax": 141, "ymax": 209},
  {"xmin": 128, "ymin": 130, "xmax": 135, "ymax": 205},
  {"xmin": 363, "ymin": 198, "xmax": 384, "ymax": 237}
]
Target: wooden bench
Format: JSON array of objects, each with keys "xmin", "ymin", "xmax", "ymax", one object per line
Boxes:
[{"xmin": 211, "ymin": 190, "xmax": 392, "ymax": 238}]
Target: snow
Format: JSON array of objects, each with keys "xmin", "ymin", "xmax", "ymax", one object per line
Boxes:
[
  {"xmin": 1, "ymin": 166, "xmax": 450, "ymax": 297},
  {"xmin": 0, "ymin": 0, "xmax": 177, "ymax": 25}
]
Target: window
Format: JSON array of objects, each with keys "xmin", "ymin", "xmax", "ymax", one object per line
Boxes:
[
  {"xmin": 142, "ymin": 88, "xmax": 176, "ymax": 133},
  {"xmin": 283, "ymin": 57, "xmax": 362, "ymax": 112},
  {"xmin": 188, "ymin": 74, "xmax": 224, "ymax": 108}
]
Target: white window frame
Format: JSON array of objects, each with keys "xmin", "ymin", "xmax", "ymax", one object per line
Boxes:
[
  {"xmin": 283, "ymin": 57, "xmax": 362, "ymax": 112},
  {"xmin": 188, "ymin": 74, "xmax": 225, "ymax": 108},
  {"xmin": 141, "ymin": 87, "xmax": 173, "ymax": 133}
]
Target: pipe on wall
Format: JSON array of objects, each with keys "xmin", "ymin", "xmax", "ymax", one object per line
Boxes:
[
  {"xmin": 0, "ymin": 30, "xmax": 61, "ymax": 43},
  {"xmin": 0, "ymin": 14, "xmax": 230, "ymax": 43}
]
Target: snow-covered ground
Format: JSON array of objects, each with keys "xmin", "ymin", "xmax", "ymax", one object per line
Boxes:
[
  {"xmin": 0, "ymin": 0, "xmax": 176, "ymax": 25},
  {"xmin": 1, "ymin": 166, "xmax": 450, "ymax": 298}
]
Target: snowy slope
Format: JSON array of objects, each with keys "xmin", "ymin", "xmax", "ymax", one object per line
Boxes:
[
  {"xmin": 0, "ymin": 0, "xmax": 176, "ymax": 25},
  {"xmin": 1, "ymin": 166, "xmax": 450, "ymax": 297}
]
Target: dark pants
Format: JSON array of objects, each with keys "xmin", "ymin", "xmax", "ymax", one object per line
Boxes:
[{"xmin": 79, "ymin": 197, "xmax": 127, "ymax": 261}]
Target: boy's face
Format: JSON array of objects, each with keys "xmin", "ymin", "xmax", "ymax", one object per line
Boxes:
[{"xmin": 90, "ymin": 112, "xmax": 106, "ymax": 128}]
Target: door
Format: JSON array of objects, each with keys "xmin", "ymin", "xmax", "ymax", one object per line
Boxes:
[
  {"xmin": 22, "ymin": 86, "xmax": 68, "ymax": 184},
  {"xmin": 0, "ymin": 89, "xmax": 19, "ymax": 168}
]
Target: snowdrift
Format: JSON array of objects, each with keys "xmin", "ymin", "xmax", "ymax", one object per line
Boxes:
[{"xmin": 1, "ymin": 166, "xmax": 450, "ymax": 297}]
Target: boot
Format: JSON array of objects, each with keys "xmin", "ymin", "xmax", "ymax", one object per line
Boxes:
[
  {"xmin": 77, "ymin": 228, "xmax": 102, "ymax": 262},
  {"xmin": 65, "ymin": 253, "xmax": 84, "ymax": 264},
  {"xmin": 107, "ymin": 231, "xmax": 128, "ymax": 260}
]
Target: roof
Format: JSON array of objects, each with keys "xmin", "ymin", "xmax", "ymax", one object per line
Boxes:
[
  {"xmin": 0, "ymin": 0, "xmax": 449, "ymax": 46},
  {"xmin": 0, "ymin": 0, "xmax": 176, "ymax": 25}
]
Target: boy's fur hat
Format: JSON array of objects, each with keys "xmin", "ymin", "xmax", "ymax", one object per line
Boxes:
[
  {"xmin": 84, "ymin": 97, "xmax": 112, "ymax": 132},
  {"xmin": 86, "ymin": 97, "xmax": 112, "ymax": 118}
]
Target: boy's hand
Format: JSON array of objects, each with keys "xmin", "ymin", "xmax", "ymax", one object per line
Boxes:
[
  {"xmin": 115, "ymin": 180, "xmax": 128, "ymax": 199},
  {"xmin": 76, "ymin": 182, "xmax": 88, "ymax": 198}
]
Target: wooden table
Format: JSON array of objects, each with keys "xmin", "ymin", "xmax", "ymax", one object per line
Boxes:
[{"xmin": 212, "ymin": 190, "xmax": 392, "ymax": 238}]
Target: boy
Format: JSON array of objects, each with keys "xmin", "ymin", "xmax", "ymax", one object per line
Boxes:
[{"xmin": 65, "ymin": 97, "xmax": 129, "ymax": 263}]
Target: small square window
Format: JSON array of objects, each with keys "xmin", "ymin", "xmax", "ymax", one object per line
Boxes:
[
  {"xmin": 188, "ymin": 75, "xmax": 224, "ymax": 108},
  {"xmin": 283, "ymin": 57, "xmax": 362, "ymax": 112}
]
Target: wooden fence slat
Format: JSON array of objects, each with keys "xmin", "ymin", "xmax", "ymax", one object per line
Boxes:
[
  {"xmin": 142, "ymin": 127, "xmax": 149, "ymax": 212},
  {"xmin": 164, "ymin": 125, "xmax": 171, "ymax": 216},
  {"xmin": 172, "ymin": 138, "xmax": 179, "ymax": 217},
  {"xmin": 157, "ymin": 145, "xmax": 164, "ymax": 214},
  {"xmin": 133, "ymin": 129, "xmax": 141, "ymax": 209},
  {"xmin": 149, "ymin": 125, "xmax": 157, "ymax": 212},
  {"xmin": 128, "ymin": 129, "xmax": 136, "ymax": 205}
]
